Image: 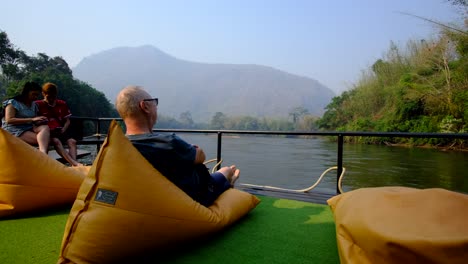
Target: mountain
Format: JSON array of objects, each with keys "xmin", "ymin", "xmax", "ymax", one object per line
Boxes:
[{"xmin": 73, "ymin": 45, "xmax": 335, "ymax": 122}]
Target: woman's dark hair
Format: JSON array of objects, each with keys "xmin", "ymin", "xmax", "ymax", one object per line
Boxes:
[
  {"xmin": 1, "ymin": 81, "xmax": 41, "ymax": 117},
  {"xmin": 13, "ymin": 81, "xmax": 42, "ymax": 102}
]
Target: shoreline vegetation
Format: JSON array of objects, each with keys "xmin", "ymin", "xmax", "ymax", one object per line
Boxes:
[
  {"xmin": 383, "ymin": 141, "xmax": 468, "ymax": 152},
  {"xmin": 315, "ymin": 10, "xmax": 468, "ymax": 150}
]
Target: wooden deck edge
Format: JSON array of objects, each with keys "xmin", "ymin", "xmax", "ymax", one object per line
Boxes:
[
  {"xmin": 48, "ymin": 149, "xmax": 92, "ymax": 162},
  {"xmin": 237, "ymin": 186, "xmax": 336, "ymax": 205}
]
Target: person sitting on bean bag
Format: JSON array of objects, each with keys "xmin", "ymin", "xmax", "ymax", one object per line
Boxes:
[{"xmin": 115, "ymin": 85, "xmax": 240, "ymax": 206}]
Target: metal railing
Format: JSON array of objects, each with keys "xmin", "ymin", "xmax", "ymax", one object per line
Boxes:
[{"xmin": 71, "ymin": 117, "xmax": 468, "ymax": 194}]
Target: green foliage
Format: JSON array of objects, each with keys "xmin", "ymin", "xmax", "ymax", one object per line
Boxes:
[
  {"xmin": 439, "ymin": 115, "xmax": 464, "ymax": 132},
  {"xmin": 0, "ymin": 31, "xmax": 22, "ymax": 81},
  {"xmin": 179, "ymin": 111, "xmax": 195, "ymax": 128},
  {"xmin": 295, "ymin": 115, "xmax": 319, "ymax": 131},
  {"xmin": 288, "ymin": 106, "xmax": 309, "ymax": 124},
  {"xmin": 315, "ymin": 92, "xmax": 351, "ymax": 130},
  {"xmin": 446, "ymin": 0, "xmax": 468, "ymax": 9},
  {"xmin": 154, "ymin": 111, "xmax": 298, "ymax": 131},
  {"xmin": 0, "ymin": 29, "xmax": 116, "ymax": 135},
  {"xmin": 207, "ymin": 112, "xmax": 295, "ymax": 131},
  {"xmin": 317, "ymin": 17, "xmax": 468, "ymax": 148},
  {"xmin": 210, "ymin": 112, "xmax": 227, "ymax": 129},
  {"xmin": 156, "ymin": 115, "xmax": 183, "ymax": 128}
]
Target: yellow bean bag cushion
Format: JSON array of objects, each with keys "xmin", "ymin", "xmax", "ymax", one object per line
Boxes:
[
  {"xmin": 58, "ymin": 120, "xmax": 260, "ymax": 264},
  {"xmin": 0, "ymin": 128, "xmax": 89, "ymax": 218},
  {"xmin": 327, "ymin": 187, "xmax": 468, "ymax": 264}
]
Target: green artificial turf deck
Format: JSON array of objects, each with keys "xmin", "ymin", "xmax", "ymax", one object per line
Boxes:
[
  {"xmin": 0, "ymin": 208, "xmax": 69, "ymax": 263},
  {"xmin": 0, "ymin": 196, "xmax": 339, "ymax": 264}
]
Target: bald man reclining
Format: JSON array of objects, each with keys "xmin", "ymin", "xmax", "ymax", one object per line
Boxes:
[{"xmin": 115, "ymin": 85, "xmax": 240, "ymax": 206}]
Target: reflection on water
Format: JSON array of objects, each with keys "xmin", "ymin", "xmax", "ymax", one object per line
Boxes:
[{"xmin": 81, "ymin": 134, "xmax": 468, "ymax": 194}]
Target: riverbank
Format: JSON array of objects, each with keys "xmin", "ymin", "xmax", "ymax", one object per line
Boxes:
[{"xmin": 382, "ymin": 141, "xmax": 468, "ymax": 152}]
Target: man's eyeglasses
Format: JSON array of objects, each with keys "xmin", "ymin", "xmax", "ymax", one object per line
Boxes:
[{"xmin": 143, "ymin": 98, "xmax": 158, "ymax": 106}]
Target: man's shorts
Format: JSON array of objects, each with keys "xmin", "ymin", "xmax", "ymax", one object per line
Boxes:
[{"xmin": 50, "ymin": 128, "xmax": 74, "ymax": 144}]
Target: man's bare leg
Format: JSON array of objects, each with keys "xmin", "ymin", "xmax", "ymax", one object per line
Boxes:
[
  {"xmin": 67, "ymin": 138, "xmax": 78, "ymax": 160},
  {"xmin": 52, "ymin": 137, "xmax": 82, "ymax": 166}
]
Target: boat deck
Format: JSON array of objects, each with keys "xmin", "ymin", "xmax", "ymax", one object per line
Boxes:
[
  {"xmin": 48, "ymin": 149, "xmax": 92, "ymax": 163},
  {"xmin": 0, "ymin": 195, "xmax": 339, "ymax": 264},
  {"xmin": 238, "ymin": 185, "xmax": 335, "ymax": 205}
]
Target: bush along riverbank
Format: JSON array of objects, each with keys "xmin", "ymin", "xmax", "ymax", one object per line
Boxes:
[
  {"xmin": 340, "ymin": 136, "xmax": 468, "ymax": 152},
  {"xmin": 316, "ymin": 17, "xmax": 468, "ymax": 147}
]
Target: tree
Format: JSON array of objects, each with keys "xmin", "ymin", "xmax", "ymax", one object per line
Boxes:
[
  {"xmin": 210, "ymin": 112, "xmax": 226, "ymax": 129},
  {"xmin": 446, "ymin": 0, "xmax": 468, "ymax": 8},
  {"xmin": 0, "ymin": 31, "xmax": 23, "ymax": 81},
  {"xmin": 0, "ymin": 29, "xmax": 117, "ymax": 139},
  {"xmin": 288, "ymin": 106, "xmax": 309, "ymax": 124},
  {"xmin": 179, "ymin": 111, "xmax": 194, "ymax": 128},
  {"xmin": 296, "ymin": 115, "xmax": 319, "ymax": 131},
  {"xmin": 0, "ymin": 31, "xmax": 18, "ymax": 66}
]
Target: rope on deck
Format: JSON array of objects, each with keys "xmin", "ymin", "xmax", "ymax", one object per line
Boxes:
[
  {"xmin": 239, "ymin": 166, "xmax": 346, "ymax": 194},
  {"xmin": 204, "ymin": 159, "xmax": 346, "ymax": 194}
]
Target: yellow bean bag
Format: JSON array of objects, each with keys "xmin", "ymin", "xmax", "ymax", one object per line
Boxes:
[
  {"xmin": 0, "ymin": 128, "xmax": 89, "ymax": 218},
  {"xmin": 58, "ymin": 120, "xmax": 260, "ymax": 264},
  {"xmin": 327, "ymin": 187, "xmax": 468, "ymax": 264}
]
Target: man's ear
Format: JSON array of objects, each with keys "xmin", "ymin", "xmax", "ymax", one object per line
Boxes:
[{"xmin": 139, "ymin": 101, "xmax": 150, "ymax": 114}]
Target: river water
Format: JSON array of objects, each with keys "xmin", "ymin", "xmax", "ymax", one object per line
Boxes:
[{"xmin": 81, "ymin": 134, "xmax": 468, "ymax": 194}]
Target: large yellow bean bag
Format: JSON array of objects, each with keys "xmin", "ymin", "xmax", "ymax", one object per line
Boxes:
[
  {"xmin": 58, "ymin": 120, "xmax": 260, "ymax": 264},
  {"xmin": 327, "ymin": 187, "xmax": 468, "ymax": 264},
  {"xmin": 0, "ymin": 128, "xmax": 89, "ymax": 218}
]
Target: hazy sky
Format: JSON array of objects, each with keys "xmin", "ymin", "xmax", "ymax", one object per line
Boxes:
[{"xmin": 0, "ymin": 0, "xmax": 462, "ymax": 94}]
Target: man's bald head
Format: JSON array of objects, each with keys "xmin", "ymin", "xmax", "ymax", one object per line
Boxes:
[{"xmin": 115, "ymin": 85, "xmax": 151, "ymax": 119}]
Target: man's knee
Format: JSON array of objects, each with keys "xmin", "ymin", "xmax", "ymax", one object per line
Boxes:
[{"xmin": 52, "ymin": 137, "xmax": 61, "ymax": 145}]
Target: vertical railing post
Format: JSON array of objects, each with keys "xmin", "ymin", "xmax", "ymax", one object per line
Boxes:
[
  {"xmin": 96, "ymin": 119, "xmax": 101, "ymax": 153},
  {"xmin": 216, "ymin": 131, "xmax": 223, "ymax": 170},
  {"xmin": 96, "ymin": 119, "xmax": 101, "ymax": 138},
  {"xmin": 337, "ymin": 134, "xmax": 343, "ymax": 194}
]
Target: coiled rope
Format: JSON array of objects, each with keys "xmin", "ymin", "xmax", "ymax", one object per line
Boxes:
[
  {"xmin": 204, "ymin": 158, "xmax": 223, "ymax": 173},
  {"xmin": 204, "ymin": 159, "xmax": 346, "ymax": 194}
]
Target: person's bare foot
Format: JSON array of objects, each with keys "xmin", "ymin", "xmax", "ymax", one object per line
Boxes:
[
  {"xmin": 218, "ymin": 165, "xmax": 241, "ymax": 187},
  {"xmin": 72, "ymin": 162, "xmax": 84, "ymax": 167},
  {"xmin": 229, "ymin": 165, "xmax": 240, "ymax": 186}
]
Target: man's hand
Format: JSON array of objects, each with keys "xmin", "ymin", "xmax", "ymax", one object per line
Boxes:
[{"xmin": 193, "ymin": 145, "xmax": 206, "ymax": 164}]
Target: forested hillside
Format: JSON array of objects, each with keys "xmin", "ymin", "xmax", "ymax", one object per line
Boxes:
[
  {"xmin": 0, "ymin": 31, "xmax": 117, "ymax": 134},
  {"xmin": 317, "ymin": 15, "xmax": 468, "ymax": 147}
]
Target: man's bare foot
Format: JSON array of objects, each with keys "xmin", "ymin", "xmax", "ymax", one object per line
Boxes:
[
  {"xmin": 72, "ymin": 162, "xmax": 84, "ymax": 167},
  {"xmin": 217, "ymin": 165, "xmax": 241, "ymax": 187},
  {"xmin": 229, "ymin": 165, "xmax": 240, "ymax": 186}
]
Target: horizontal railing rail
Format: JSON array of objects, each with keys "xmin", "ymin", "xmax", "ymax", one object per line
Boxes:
[{"xmin": 71, "ymin": 116, "xmax": 468, "ymax": 194}]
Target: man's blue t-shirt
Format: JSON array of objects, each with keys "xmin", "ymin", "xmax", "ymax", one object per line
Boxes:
[{"xmin": 127, "ymin": 133, "xmax": 213, "ymax": 203}]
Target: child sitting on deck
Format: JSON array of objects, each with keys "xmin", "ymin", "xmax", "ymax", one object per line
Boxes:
[{"xmin": 35, "ymin": 82, "xmax": 82, "ymax": 166}]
